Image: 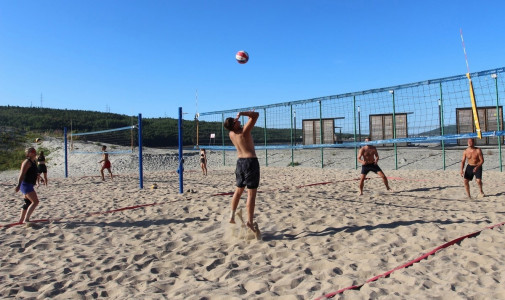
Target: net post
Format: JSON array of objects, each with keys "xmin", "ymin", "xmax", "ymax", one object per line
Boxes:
[
  {"xmin": 319, "ymin": 100, "xmax": 323, "ymax": 168},
  {"xmin": 439, "ymin": 83, "xmax": 446, "ymax": 170},
  {"xmin": 264, "ymin": 108, "xmax": 268, "ymax": 166},
  {"xmin": 290, "ymin": 105, "xmax": 294, "ymax": 167},
  {"xmin": 138, "ymin": 113, "xmax": 143, "ymax": 189},
  {"xmin": 390, "ymin": 90, "xmax": 398, "ymax": 170},
  {"xmin": 130, "ymin": 116, "xmax": 134, "ymax": 152},
  {"xmin": 493, "ymin": 73, "xmax": 502, "ymax": 172},
  {"xmin": 178, "ymin": 108, "xmax": 183, "ymax": 194},
  {"xmin": 353, "ymin": 96, "xmax": 358, "ymax": 170},
  {"xmin": 64, "ymin": 127, "xmax": 68, "ymax": 178},
  {"xmin": 195, "ymin": 114, "xmax": 199, "ymax": 147},
  {"xmin": 221, "ymin": 113, "xmax": 225, "ymax": 166}
]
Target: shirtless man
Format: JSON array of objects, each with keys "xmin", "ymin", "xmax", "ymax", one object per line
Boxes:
[
  {"xmin": 357, "ymin": 137, "xmax": 391, "ymax": 195},
  {"xmin": 99, "ymin": 145, "xmax": 113, "ymax": 181},
  {"xmin": 460, "ymin": 138, "xmax": 484, "ymax": 199},
  {"xmin": 224, "ymin": 111, "xmax": 260, "ymax": 237}
]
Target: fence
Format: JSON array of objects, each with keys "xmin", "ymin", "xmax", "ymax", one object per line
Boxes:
[{"xmin": 196, "ymin": 67, "xmax": 505, "ymax": 171}]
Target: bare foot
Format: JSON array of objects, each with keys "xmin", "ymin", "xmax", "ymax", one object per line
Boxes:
[
  {"xmin": 247, "ymin": 222, "xmax": 261, "ymax": 240},
  {"xmin": 236, "ymin": 209, "xmax": 245, "ymax": 226},
  {"xmin": 229, "ymin": 218, "xmax": 235, "ymax": 224}
]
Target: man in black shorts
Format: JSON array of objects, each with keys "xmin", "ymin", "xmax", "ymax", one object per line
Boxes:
[
  {"xmin": 224, "ymin": 111, "xmax": 260, "ymax": 237},
  {"xmin": 460, "ymin": 138, "xmax": 484, "ymax": 199},
  {"xmin": 357, "ymin": 137, "xmax": 391, "ymax": 195}
]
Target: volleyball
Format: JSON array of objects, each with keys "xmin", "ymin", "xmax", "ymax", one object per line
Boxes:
[{"xmin": 236, "ymin": 50, "xmax": 249, "ymax": 64}]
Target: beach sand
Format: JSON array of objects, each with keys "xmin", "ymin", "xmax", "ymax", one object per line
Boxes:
[{"xmin": 1, "ymin": 138, "xmax": 504, "ymax": 299}]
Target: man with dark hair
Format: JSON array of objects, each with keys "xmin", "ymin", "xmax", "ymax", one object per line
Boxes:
[
  {"xmin": 224, "ymin": 111, "xmax": 261, "ymax": 239},
  {"xmin": 357, "ymin": 137, "xmax": 391, "ymax": 195},
  {"xmin": 461, "ymin": 138, "xmax": 484, "ymax": 199}
]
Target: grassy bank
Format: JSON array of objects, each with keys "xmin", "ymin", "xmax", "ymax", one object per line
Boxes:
[{"xmin": 0, "ymin": 128, "xmax": 51, "ymax": 171}]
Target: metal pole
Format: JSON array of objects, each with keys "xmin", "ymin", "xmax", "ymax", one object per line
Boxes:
[
  {"xmin": 294, "ymin": 110, "xmax": 297, "ymax": 146},
  {"xmin": 353, "ymin": 96, "xmax": 358, "ymax": 169},
  {"xmin": 64, "ymin": 127, "xmax": 68, "ymax": 178},
  {"xmin": 195, "ymin": 114, "xmax": 199, "ymax": 147},
  {"xmin": 492, "ymin": 74, "xmax": 502, "ymax": 172},
  {"xmin": 390, "ymin": 90, "xmax": 398, "ymax": 170},
  {"xmin": 221, "ymin": 113, "xmax": 225, "ymax": 166},
  {"xmin": 178, "ymin": 107, "xmax": 183, "ymax": 194},
  {"xmin": 358, "ymin": 106, "xmax": 361, "ymax": 142},
  {"xmin": 319, "ymin": 100, "xmax": 323, "ymax": 168},
  {"xmin": 138, "ymin": 113, "xmax": 143, "ymax": 189},
  {"xmin": 440, "ymin": 83, "xmax": 446, "ymax": 170},
  {"xmin": 264, "ymin": 108, "xmax": 268, "ymax": 166},
  {"xmin": 290, "ymin": 105, "xmax": 294, "ymax": 167}
]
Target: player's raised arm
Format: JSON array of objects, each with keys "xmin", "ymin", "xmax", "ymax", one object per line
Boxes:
[{"xmin": 238, "ymin": 111, "xmax": 259, "ymax": 134}]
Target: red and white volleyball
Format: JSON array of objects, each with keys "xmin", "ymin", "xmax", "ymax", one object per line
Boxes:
[{"xmin": 235, "ymin": 50, "xmax": 249, "ymax": 64}]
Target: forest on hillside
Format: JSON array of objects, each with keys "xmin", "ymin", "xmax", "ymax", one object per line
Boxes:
[{"xmin": 0, "ymin": 106, "xmax": 293, "ymax": 147}]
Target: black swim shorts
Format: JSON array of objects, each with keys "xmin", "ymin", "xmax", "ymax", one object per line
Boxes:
[
  {"xmin": 235, "ymin": 158, "xmax": 260, "ymax": 189},
  {"xmin": 38, "ymin": 164, "xmax": 47, "ymax": 174},
  {"xmin": 361, "ymin": 163, "xmax": 383, "ymax": 175},
  {"xmin": 464, "ymin": 164, "xmax": 482, "ymax": 181}
]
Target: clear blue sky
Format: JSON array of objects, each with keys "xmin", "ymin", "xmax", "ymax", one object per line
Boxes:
[{"xmin": 1, "ymin": 0, "xmax": 504, "ymax": 119}]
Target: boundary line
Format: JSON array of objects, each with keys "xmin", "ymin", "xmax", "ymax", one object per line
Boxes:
[{"xmin": 315, "ymin": 221, "xmax": 505, "ymax": 299}]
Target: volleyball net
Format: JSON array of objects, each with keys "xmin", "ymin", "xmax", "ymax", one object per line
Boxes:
[
  {"xmin": 195, "ymin": 67, "xmax": 505, "ymax": 170},
  {"xmin": 70, "ymin": 125, "xmax": 138, "ymax": 154},
  {"xmin": 64, "ymin": 114, "xmax": 144, "ymax": 188}
]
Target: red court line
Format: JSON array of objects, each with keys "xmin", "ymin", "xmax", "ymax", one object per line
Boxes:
[
  {"xmin": 0, "ymin": 202, "xmax": 166, "ymax": 229},
  {"xmin": 315, "ymin": 221, "xmax": 505, "ymax": 299},
  {"xmin": 212, "ymin": 177, "xmax": 386, "ymax": 195}
]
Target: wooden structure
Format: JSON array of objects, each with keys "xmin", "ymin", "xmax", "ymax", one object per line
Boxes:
[{"xmin": 456, "ymin": 106, "xmax": 503, "ymax": 146}]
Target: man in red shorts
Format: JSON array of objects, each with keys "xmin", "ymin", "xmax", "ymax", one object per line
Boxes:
[{"xmin": 99, "ymin": 145, "xmax": 113, "ymax": 181}]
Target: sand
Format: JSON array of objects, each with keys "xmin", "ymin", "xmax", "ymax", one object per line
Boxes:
[{"xmin": 1, "ymin": 137, "xmax": 505, "ymax": 299}]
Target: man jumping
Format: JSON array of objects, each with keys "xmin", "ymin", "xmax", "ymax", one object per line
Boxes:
[{"xmin": 224, "ymin": 111, "xmax": 261, "ymax": 238}]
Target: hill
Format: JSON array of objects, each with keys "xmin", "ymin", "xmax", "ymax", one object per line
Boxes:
[
  {"xmin": 0, "ymin": 105, "xmax": 195, "ymax": 147},
  {"xmin": 0, "ymin": 106, "xmax": 293, "ymax": 148}
]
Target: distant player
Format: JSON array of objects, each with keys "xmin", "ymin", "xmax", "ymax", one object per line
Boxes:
[
  {"xmin": 99, "ymin": 145, "xmax": 113, "ymax": 181},
  {"xmin": 357, "ymin": 137, "xmax": 391, "ymax": 195},
  {"xmin": 37, "ymin": 150, "xmax": 48, "ymax": 186},
  {"xmin": 200, "ymin": 148, "xmax": 208, "ymax": 176},
  {"xmin": 461, "ymin": 138, "xmax": 484, "ymax": 199},
  {"xmin": 224, "ymin": 111, "xmax": 261, "ymax": 239}
]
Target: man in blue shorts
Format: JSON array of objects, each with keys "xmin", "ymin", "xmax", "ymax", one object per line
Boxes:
[
  {"xmin": 357, "ymin": 137, "xmax": 391, "ymax": 195},
  {"xmin": 224, "ymin": 111, "xmax": 260, "ymax": 237},
  {"xmin": 460, "ymin": 138, "xmax": 484, "ymax": 199}
]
